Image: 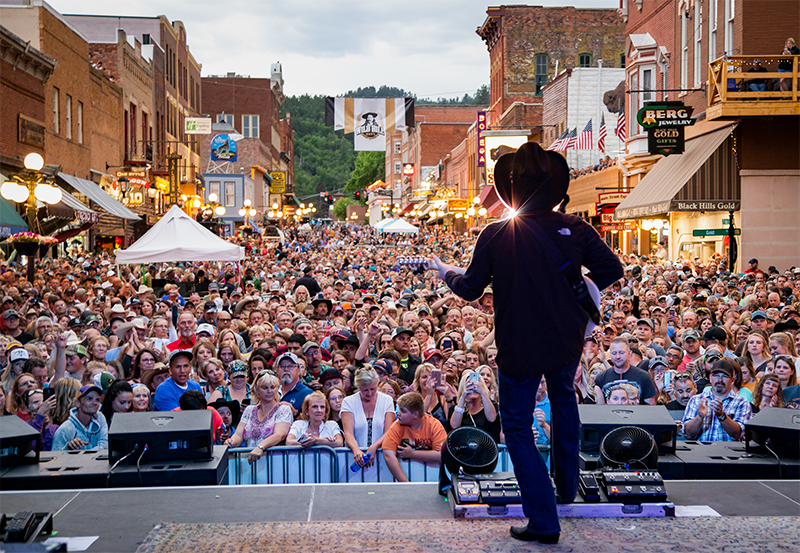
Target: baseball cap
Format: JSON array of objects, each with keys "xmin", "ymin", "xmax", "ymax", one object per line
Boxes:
[
  {"xmin": 228, "ymin": 360, "xmax": 248, "ymax": 377},
  {"xmin": 66, "ymin": 344, "xmax": 88, "ymax": 358},
  {"xmin": 636, "ymin": 318, "xmax": 654, "ymax": 330},
  {"xmin": 93, "ymin": 371, "xmax": 116, "ymax": 393},
  {"xmin": 2, "ymin": 309, "xmax": 19, "ymax": 320},
  {"xmin": 78, "ymin": 385, "xmax": 103, "ymax": 399},
  {"xmin": 372, "ymin": 359, "xmax": 393, "ymax": 375},
  {"xmin": 204, "ymin": 301, "xmax": 217, "ymax": 313},
  {"xmin": 749, "ymin": 258, "xmax": 758, "ymax": 264},
  {"xmin": 274, "ymin": 352, "xmax": 300, "ymax": 366},
  {"xmin": 391, "ymin": 326, "xmax": 413, "ymax": 340},
  {"xmin": 682, "ymin": 329, "xmax": 700, "ymax": 342},
  {"xmin": 168, "ymin": 349, "xmax": 193, "ymax": 364},
  {"xmin": 9, "ymin": 349, "xmax": 29, "ymax": 363},
  {"xmin": 196, "ymin": 323, "xmax": 216, "ymax": 336},
  {"xmin": 649, "ymin": 356, "xmax": 668, "ymax": 369},
  {"xmin": 423, "ymin": 347, "xmax": 443, "ymax": 362},
  {"xmin": 702, "ymin": 326, "xmax": 728, "ymax": 342},
  {"xmin": 751, "ymin": 310, "xmax": 768, "ymax": 320},
  {"xmin": 302, "ymin": 341, "xmax": 320, "ymax": 353},
  {"xmin": 318, "ymin": 368, "xmax": 343, "ymax": 384},
  {"xmin": 709, "ymin": 359, "xmax": 734, "ymax": 377}
]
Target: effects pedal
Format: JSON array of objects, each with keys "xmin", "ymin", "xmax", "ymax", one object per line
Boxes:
[
  {"xmin": 455, "ymin": 479, "xmax": 480, "ymax": 503},
  {"xmin": 578, "ymin": 472, "xmax": 601, "ymax": 502},
  {"xmin": 478, "ymin": 479, "xmax": 523, "ymax": 506},
  {"xmin": 601, "ymin": 470, "xmax": 667, "ymax": 503}
]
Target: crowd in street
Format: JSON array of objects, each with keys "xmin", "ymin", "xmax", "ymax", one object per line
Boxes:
[{"xmin": 1, "ymin": 219, "xmax": 798, "ymax": 482}]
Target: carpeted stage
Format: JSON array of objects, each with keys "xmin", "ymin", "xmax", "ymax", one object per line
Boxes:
[{"xmin": 2, "ymin": 480, "xmax": 799, "ymax": 552}]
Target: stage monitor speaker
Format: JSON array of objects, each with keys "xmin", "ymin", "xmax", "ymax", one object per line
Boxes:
[
  {"xmin": 108, "ymin": 410, "xmax": 213, "ymax": 463},
  {"xmin": 676, "ymin": 441, "xmax": 779, "ymax": 479},
  {"xmin": 578, "ymin": 405, "xmax": 677, "ymax": 454},
  {"xmin": 746, "ymin": 408, "xmax": 800, "ymax": 458},
  {"xmin": 0, "ymin": 416, "xmax": 41, "ymax": 468}
]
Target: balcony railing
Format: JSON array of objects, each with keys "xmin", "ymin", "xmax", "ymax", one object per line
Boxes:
[{"xmin": 707, "ymin": 55, "xmax": 800, "ymax": 119}]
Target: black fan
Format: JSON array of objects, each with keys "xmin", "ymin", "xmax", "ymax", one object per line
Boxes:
[
  {"xmin": 439, "ymin": 427, "xmax": 498, "ymax": 495},
  {"xmin": 600, "ymin": 426, "xmax": 658, "ymax": 469}
]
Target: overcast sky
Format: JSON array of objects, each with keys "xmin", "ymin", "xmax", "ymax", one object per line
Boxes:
[{"xmin": 52, "ymin": 0, "xmax": 617, "ymax": 99}]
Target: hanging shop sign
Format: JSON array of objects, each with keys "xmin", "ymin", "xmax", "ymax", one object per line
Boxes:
[
  {"xmin": 477, "ymin": 111, "xmax": 487, "ymax": 167},
  {"xmin": 268, "ymin": 172, "xmax": 286, "ymax": 194},
  {"xmin": 210, "ymin": 134, "xmax": 237, "ymax": 162},
  {"xmin": 637, "ymin": 101, "xmax": 696, "ymax": 157}
]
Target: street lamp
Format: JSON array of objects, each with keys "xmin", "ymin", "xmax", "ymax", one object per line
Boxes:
[
  {"xmin": 238, "ymin": 198, "xmax": 257, "ymax": 228},
  {"xmin": 1, "ymin": 152, "xmax": 62, "ymax": 229}
]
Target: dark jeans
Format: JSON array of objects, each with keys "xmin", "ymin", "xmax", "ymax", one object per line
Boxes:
[{"xmin": 499, "ymin": 361, "xmax": 580, "ymax": 535}]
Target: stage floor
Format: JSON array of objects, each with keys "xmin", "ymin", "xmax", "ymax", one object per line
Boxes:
[{"xmin": 2, "ymin": 480, "xmax": 799, "ymax": 552}]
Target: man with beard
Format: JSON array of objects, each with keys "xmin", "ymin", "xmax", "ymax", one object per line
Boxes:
[
  {"xmin": 277, "ymin": 352, "xmax": 312, "ymax": 411},
  {"xmin": 682, "ymin": 358, "xmax": 751, "ymax": 441}
]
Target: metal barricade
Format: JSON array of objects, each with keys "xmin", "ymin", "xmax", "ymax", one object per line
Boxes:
[
  {"xmin": 228, "ymin": 446, "xmax": 340, "ymax": 485},
  {"xmin": 227, "ymin": 444, "xmax": 521, "ymax": 485}
]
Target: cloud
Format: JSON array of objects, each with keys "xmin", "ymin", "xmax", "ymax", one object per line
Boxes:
[{"xmin": 52, "ymin": 0, "xmax": 617, "ymax": 98}]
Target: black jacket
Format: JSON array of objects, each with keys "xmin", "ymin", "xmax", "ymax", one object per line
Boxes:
[{"xmin": 446, "ymin": 211, "xmax": 622, "ymax": 379}]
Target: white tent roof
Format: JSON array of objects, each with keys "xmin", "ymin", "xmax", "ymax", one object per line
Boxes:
[
  {"xmin": 115, "ymin": 205, "xmax": 245, "ymax": 264},
  {"xmin": 378, "ymin": 218, "xmax": 418, "ymax": 233},
  {"xmin": 371, "ymin": 217, "xmax": 395, "ymax": 229}
]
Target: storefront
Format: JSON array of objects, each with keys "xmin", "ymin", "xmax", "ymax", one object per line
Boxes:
[{"xmin": 614, "ymin": 121, "xmax": 741, "ymax": 268}]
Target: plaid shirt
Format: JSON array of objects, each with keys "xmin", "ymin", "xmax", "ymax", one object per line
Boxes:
[{"xmin": 683, "ymin": 388, "xmax": 752, "ymax": 441}]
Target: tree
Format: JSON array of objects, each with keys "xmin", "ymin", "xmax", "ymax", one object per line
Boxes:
[
  {"xmin": 346, "ymin": 151, "xmax": 385, "ymax": 195},
  {"xmin": 333, "ymin": 197, "xmax": 356, "ymax": 220},
  {"xmin": 473, "ymin": 84, "xmax": 490, "ymax": 105}
]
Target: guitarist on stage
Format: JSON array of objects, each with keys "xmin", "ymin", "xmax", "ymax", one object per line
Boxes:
[{"xmin": 432, "ymin": 142, "xmax": 623, "ymax": 544}]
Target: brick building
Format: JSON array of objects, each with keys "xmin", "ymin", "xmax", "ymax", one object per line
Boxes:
[
  {"xmin": 477, "ymin": 5, "xmax": 626, "ymax": 136},
  {"xmin": 613, "ymin": 0, "xmax": 800, "ymax": 269},
  {"xmin": 65, "ymin": 14, "xmax": 204, "ymax": 201},
  {"xmin": 1, "ymin": 2, "xmax": 141, "ymax": 251},
  {"xmin": 202, "ymin": 64, "xmax": 294, "ymax": 216}
]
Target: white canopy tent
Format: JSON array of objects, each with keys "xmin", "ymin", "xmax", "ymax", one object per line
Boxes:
[
  {"xmin": 378, "ymin": 218, "xmax": 419, "ymax": 234},
  {"xmin": 115, "ymin": 205, "xmax": 245, "ymax": 264},
  {"xmin": 371, "ymin": 217, "xmax": 395, "ymax": 229}
]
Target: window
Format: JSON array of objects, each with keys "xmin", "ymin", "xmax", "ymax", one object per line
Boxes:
[
  {"xmin": 394, "ymin": 161, "xmax": 402, "ymax": 174},
  {"xmin": 694, "ymin": 3, "xmax": 702, "ymax": 86},
  {"xmin": 242, "ymin": 115, "xmax": 259, "ymax": 138},
  {"xmin": 578, "ymin": 53, "xmax": 592, "ymax": 68},
  {"xmin": 225, "ymin": 182, "xmax": 235, "ymax": 206},
  {"xmin": 643, "ymin": 69, "xmax": 653, "ymax": 102},
  {"xmin": 208, "ymin": 182, "xmax": 220, "ymax": 199},
  {"xmin": 65, "ymin": 95, "xmax": 72, "ymax": 139},
  {"xmin": 630, "ymin": 72, "xmax": 639, "ymax": 135},
  {"xmin": 534, "ymin": 53, "xmax": 548, "ymax": 95},
  {"xmin": 708, "ymin": 0, "xmax": 717, "ymax": 62},
  {"xmin": 724, "ymin": 0, "xmax": 734, "ymax": 54},
  {"xmin": 218, "ymin": 113, "xmax": 233, "ymax": 126},
  {"xmin": 681, "ymin": 7, "xmax": 689, "ymax": 89},
  {"xmin": 53, "ymin": 88, "xmax": 59, "ymax": 134},
  {"xmin": 77, "ymin": 101, "xmax": 83, "ymax": 144},
  {"xmin": 394, "ymin": 141, "xmax": 401, "ymax": 154},
  {"xmin": 620, "ymin": 53, "xmax": 626, "ymax": 68}
]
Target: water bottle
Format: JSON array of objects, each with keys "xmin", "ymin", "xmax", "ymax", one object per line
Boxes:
[{"xmin": 350, "ymin": 453, "xmax": 371, "ymax": 472}]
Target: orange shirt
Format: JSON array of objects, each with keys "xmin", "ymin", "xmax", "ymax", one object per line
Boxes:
[{"xmin": 382, "ymin": 414, "xmax": 447, "ymax": 452}]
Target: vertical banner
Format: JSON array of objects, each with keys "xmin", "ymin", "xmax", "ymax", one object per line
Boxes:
[
  {"xmin": 477, "ymin": 111, "xmax": 487, "ymax": 167},
  {"xmin": 353, "ymin": 98, "xmax": 387, "ymax": 151}
]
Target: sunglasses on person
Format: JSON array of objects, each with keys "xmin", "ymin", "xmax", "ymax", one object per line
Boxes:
[{"xmin": 258, "ymin": 369, "xmax": 278, "ymax": 378}]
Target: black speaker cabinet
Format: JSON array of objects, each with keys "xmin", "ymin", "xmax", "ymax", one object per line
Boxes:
[
  {"xmin": 675, "ymin": 441, "xmax": 780, "ymax": 479},
  {"xmin": 578, "ymin": 404, "xmax": 678, "ymax": 454},
  {"xmin": 746, "ymin": 408, "xmax": 800, "ymax": 459},
  {"xmin": 108, "ymin": 410, "xmax": 213, "ymax": 463},
  {"xmin": 0, "ymin": 415, "xmax": 41, "ymax": 467}
]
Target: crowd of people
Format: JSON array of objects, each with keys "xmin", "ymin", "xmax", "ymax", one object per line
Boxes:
[{"xmin": 1, "ymin": 220, "xmax": 799, "ymax": 482}]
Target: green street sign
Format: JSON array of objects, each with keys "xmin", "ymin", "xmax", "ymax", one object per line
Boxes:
[
  {"xmin": 693, "ymin": 228, "xmax": 741, "ymax": 237},
  {"xmin": 722, "ymin": 218, "xmax": 730, "ymax": 225}
]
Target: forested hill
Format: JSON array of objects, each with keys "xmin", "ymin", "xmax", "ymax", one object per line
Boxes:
[{"xmin": 280, "ymin": 86, "xmax": 489, "ymax": 202}]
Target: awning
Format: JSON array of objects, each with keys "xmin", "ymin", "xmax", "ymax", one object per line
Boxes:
[
  {"xmin": 614, "ymin": 123, "xmax": 738, "ymax": 220},
  {"xmin": 55, "ymin": 187, "xmax": 99, "ymax": 223},
  {"xmin": 53, "ymin": 221, "xmax": 94, "ymax": 242},
  {"xmin": 0, "ymin": 197, "xmax": 29, "ymax": 237},
  {"xmin": 478, "ymin": 184, "xmax": 500, "ymax": 209},
  {"xmin": 58, "ymin": 173, "xmax": 141, "ymax": 221},
  {"xmin": 416, "ymin": 202, "xmax": 435, "ymax": 216},
  {"xmin": 399, "ymin": 200, "xmax": 419, "ymax": 215}
]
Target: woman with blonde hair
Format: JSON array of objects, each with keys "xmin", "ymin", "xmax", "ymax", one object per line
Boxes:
[
  {"xmin": 744, "ymin": 331, "xmax": 772, "ymax": 373},
  {"xmin": 752, "ymin": 373, "xmax": 784, "ymax": 412},
  {"xmin": 451, "ymin": 369, "xmax": 501, "ymax": 443},
  {"xmin": 217, "ymin": 340, "xmax": 245, "ymax": 372},
  {"xmin": 50, "ymin": 377, "xmax": 81, "ymax": 425},
  {"xmin": 341, "ymin": 366, "xmax": 395, "ymax": 471},
  {"xmin": 412, "ymin": 362, "xmax": 456, "ymax": 427},
  {"xmin": 224, "ymin": 371, "xmax": 292, "ymax": 463},
  {"xmin": 286, "ymin": 391, "xmax": 343, "ymax": 448}
]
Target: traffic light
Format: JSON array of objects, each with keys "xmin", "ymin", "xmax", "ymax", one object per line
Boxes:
[
  {"xmin": 326, "ymin": 194, "xmax": 334, "ymax": 205},
  {"xmin": 353, "ymin": 191, "xmax": 362, "ymax": 201}
]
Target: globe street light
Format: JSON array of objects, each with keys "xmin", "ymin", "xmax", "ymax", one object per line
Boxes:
[{"xmin": 1, "ymin": 152, "xmax": 62, "ymax": 230}]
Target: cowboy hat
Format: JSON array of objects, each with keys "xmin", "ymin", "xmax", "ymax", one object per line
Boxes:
[
  {"xmin": 103, "ymin": 303, "xmax": 126, "ymax": 320},
  {"xmin": 494, "ymin": 141, "xmax": 570, "ymax": 214},
  {"xmin": 234, "ymin": 295, "xmax": 258, "ymax": 315},
  {"xmin": 115, "ymin": 317, "xmax": 147, "ymax": 342}
]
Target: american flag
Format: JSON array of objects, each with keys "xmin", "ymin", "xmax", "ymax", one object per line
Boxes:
[
  {"xmin": 597, "ymin": 114, "xmax": 607, "ymax": 153},
  {"xmin": 547, "ymin": 129, "xmax": 568, "ymax": 151},
  {"xmin": 615, "ymin": 110, "xmax": 627, "ymax": 141},
  {"xmin": 577, "ymin": 119, "xmax": 593, "ymax": 150},
  {"xmin": 562, "ymin": 127, "xmax": 578, "ymax": 150}
]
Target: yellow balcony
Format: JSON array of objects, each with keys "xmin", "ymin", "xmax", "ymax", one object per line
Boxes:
[{"xmin": 707, "ymin": 55, "xmax": 800, "ymax": 120}]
